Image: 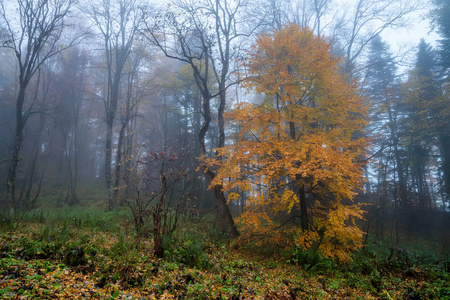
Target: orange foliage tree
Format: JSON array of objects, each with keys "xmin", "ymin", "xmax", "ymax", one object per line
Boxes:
[{"xmin": 208, "ymin": 24, "xmax": 369, "ymax": 260}]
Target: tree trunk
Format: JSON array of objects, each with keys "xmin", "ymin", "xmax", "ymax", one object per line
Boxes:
[
  {"xmin": 124, "ymin": 118, "xmax": 135, "ymax": 199},
  {"xmin": 440, "ymin": 132, "xmax": 450, "ymax": 199},
  {"xmin": 113, "ymin": 123, "xmax": 126, "ymax": 202},
  {"xmin": 154, "ymin": 175, "xmax": 167, "ymax": 258},
  {"xmin": 388, "ymin": 107, "xmax": 407, "ymax": 205},
  {"xmin": 67, "ymin": 124, "xmax": 79, "ymax": 205},
  {"xmin": 71, "ymin": 117, "xmax": 79, "ymax": 205},
  {"xmin": 290, "ymin": 121, "xmax": 309, "ymax": 232},
  {"xmin": 210, "ymin": 171, "xmax": 240, "ymax": 238},
  {"xmin": 299, "ymin": 184, "xmax": 308, "ymax": 231},
  {"xmin": 6, "ymin": 86, "xmax": 26, "ymax": 213},
  {"xmin": 105, "ymin": 122, "xmax": 114, "ymax": 211},
  {"xmin": 198, "ymin": 90, "xmax": 239, "ymax": 238},
  {"xmin": 105, "ymin": 75, "xmax": 120, "ymax": 211}
]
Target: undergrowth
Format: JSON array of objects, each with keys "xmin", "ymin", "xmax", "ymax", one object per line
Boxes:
[{"xmin": 0, "ymin": 203, "xmax": 449, "ymax": 299}]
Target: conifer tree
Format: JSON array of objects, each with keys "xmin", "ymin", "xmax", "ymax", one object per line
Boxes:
[{"xmin": 433, "ymin": 0, "xmax": 450, "ymax": 200}]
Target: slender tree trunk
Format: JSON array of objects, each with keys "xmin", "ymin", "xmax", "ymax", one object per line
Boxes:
[
  {"xmin": 124, "ymin": 118, "xmax": 136, "ymax": 198},
  {"xmin": 20, "ymin": 112, "xmax": 46, "ymax": 210},
  {"xmin": 209, "ymin": 171, "xmax": 240, "ymax": 237},
  {"xmin": 105, "ymin": 121, "xmax": 114, "ymax": 211},
  {"xmin": 67, "ymin": 143, "xmax": 78, "ymax": 205},
  {"xmin": 440, "ymin": 132, "xmax": 450, "ymax": 199},
  {"xmin": 299, "ymin": 184, "xmax": 308, "ymax": 231},
  {"xmin": 68, "ymin": 94, "xmax": 81, "ymax": 205},
  {"xmin": 72, "ymin": 117, "xmax": 79, "ymax": 205},
  {"xmin": 67, "ymin": 151, "xmax": 75, "ymax": 204},
  {"xmin": 289, "ymin": 120, "xmax": 309, "ymax": 231},
  {"xmin": 154, "ymin": 175, "xmax": 167, "ymax": 258},
  {"xmin": 105, "ymin": 75, "xmax": 120, "ymax": 211},
  {"xmin": 217, "ymin": 88, "xmax": 226, "ymax": 150},
  {"xmin": 388, "ymin": 108, "xmax": 407, "ymax": 205},
  {"xmin": 6, "ymin": 85, "xmax": 26, "ymax": 213},
  {"xmin": 66, "ymin": 125, "xmax": 78, "ymax": 205},
  {"xmin": 113, "ymin": 123, "xmax": 126, "ymax": 201}
]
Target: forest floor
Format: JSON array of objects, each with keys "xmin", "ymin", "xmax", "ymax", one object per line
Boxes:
[{"xmin": 0, "ymin": 208, "xmax": 449, "ymax": 299}]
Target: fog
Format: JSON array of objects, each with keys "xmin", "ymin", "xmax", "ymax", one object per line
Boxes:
[{"xmin": 0, "ymin": 0, "xmax": 449, "ymax": 258}]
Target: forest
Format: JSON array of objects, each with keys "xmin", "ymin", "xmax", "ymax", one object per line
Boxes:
[{"xmin": 0, "ymin": 0, "xmax": 449, "ymax": 298}]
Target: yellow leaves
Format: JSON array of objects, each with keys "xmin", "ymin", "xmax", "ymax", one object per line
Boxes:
[
  {"xmin": 227, "ymin": 192, "xmax": 240, "ymax": 203},
  {"xmin": 311, "ymin": 203, "xmax": 365, "ymax": 261},
  {"xmin": 204, "ymin": 23, "xmax": 369, "ymax": 261},
  {"xmin": 295, "ymin": 230, "xmax": 319, "ymax": 250},
  {"xmin": 278, "ymin": 189, "xmax": 297, "ymax": 214},
  {"xmin": 235, "ymin": 210, "xmax": 293, "ymax": 249}
]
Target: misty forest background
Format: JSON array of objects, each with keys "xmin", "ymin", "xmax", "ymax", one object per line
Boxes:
[{"xmin": 0, "ymin": 0, "xmax": 450, "ymax": 298}]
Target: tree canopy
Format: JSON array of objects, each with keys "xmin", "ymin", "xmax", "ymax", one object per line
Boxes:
[{"xmin": 208, "ymin": 24, "xmax": 369, "ymax": 260}]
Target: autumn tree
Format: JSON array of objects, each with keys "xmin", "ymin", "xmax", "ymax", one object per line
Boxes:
[{"xmin": 211, "ymin": 24, "xmax": 369, "ymax": 260}]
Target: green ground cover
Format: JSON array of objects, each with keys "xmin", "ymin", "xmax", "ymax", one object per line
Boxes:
[{"xmin": 0, "ymin": 206, "xmax": 449, "ymax": 299}]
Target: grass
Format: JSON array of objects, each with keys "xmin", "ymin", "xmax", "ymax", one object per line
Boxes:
[{"xmin": 0, "ymin": 200, "xmax": 449, "ymax": 299}]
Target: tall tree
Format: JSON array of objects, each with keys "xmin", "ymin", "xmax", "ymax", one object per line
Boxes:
[
  {"xmin": 434, "ymin": 0, "xmax": 450, "ymax": 72},
  {"xmin": 257, "ymin": 0, "xmax": 418, "ymax": 78},
  {"xmin": 84, "ymin": 0, "xmax": 144, "ymax": 210},
  {"xmin": 53, "ymin": 48, "xmax": 88, "ymax": 205},
  {"xmin": 0, "ymin": 0, "xmax": 75, "ymax": 212},
  {"xmin": 146, "ymin": 0, "xmax": 260, "ymax": 237},
  {"xmin": 334, "ymin": 0, "xmax": 419, "ymax": 77},
  {"xmin": 211, "ymin": 24, "xmax": 369, "ymax": 260},
  {"xmin": 364, "ymin": 35, "xmax": 400, "ymax": 239},
  {"xmin": 402, "ymin": 40, "xmax": 441, "ymax": 210},
  {"xmin": 113, "ymin": 43, "xmax": 151, "ymax": 202},
  {"xmin": 433, "ymin": 0, "xmax": 450, "ymax": 200}
]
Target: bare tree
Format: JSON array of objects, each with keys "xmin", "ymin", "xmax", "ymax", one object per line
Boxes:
[
  {"xmin": 257, "ymin": 0, "xmax": 334, "ymax": 33},
  {"xmin": 333, "ymin": 0, "xmax": 420, "ymax": 76},
  {"xmin": 83, "ymin": 0, "xmax": 145, "ymax": 210},
  {"xmin": 0, "ymin": 0, "xmax": 76, "ymax": 213},
  {"xmin": 114, "ymin": 43, "xmax": 152, "ymax": 203},
  {"xmin": 145, "ymin": 0, "xmax": 261, "ymax": 238},
  {"xmin": 53, "ymin": 48, "xmax": 88, "ymax": 205},
  {"xmin": 257, "ymin": 0, "xmax": 419, "ymax": 78}
]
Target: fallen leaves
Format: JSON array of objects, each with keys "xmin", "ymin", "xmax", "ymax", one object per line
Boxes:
[{"xmin": 0, "ymin": 225, "xmax": 448, "ymax": 299}]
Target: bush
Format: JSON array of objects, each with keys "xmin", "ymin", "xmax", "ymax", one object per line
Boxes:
[
  {"xmin": 287, "ymin": 246, "xmax": 334, "ymax": 272},
  {"xmin": 166, "ymin": 237, "xmax": 210, "ymax": 269}
]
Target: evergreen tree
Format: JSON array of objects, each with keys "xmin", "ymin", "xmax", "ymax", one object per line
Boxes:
[
  {"xmin": 434, "ymin": 0, "xmax": 450, "ymax": 201},
  {"xmin": 365, "ymin": 35, "xmax": 397, "ymax": 103},
  {"xmin": 434, "ymin": 0, "xmax": 450, "ymax": 73},
  {"xmin": 365, "ymin": 35, "xmax": 404, "ymax": 239},
  {"xmin": 403, "ymin": 40, "xmax": 440, "ymax": 209}
]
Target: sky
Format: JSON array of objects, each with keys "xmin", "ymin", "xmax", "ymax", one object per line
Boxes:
[
  {"xmin": 383, "ymin": 11, "xmax": 440, "ymax": 59},
  {"xmin": 376, "ymin": 0, "xmax": 441, "ymax": 72}
]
